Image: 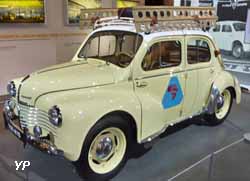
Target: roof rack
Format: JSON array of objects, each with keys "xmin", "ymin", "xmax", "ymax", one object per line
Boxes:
[
  {"xmin": 94, "ymin": 16, "xmax": 134, "ymax": 29},
  {"xmin": 80, "ymin": 8, "xmax": 118, "ymax": 29},
  {"xmin": 80, "ymin": 6, "xmax": 218, "ymax": 32},
  {"xmin": 132, "ymin": 6, "xmax": 218, "ymax": 32}
]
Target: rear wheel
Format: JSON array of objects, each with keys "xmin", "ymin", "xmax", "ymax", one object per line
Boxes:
[
  {"xmin": 75, "ymin": 116, "xmax": 131, "ymax": 181},
  {"xmin": 205, "ymin": 89, "xmax": 233, "ymax": 126},
  {"xmin": 232, "ymin": 43, "xmax": 244, "ymax": 59}
]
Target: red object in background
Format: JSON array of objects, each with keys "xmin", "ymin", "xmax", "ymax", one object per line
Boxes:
[
  {"xmin": 91, "ymin": 16, "xmax": 100, "ymax": 24},
  {"xmin": 150, "ymin": 16, "xmax": 158, "ymax": 26},
  {"xmin": 167, "ymin": 84, "xmax": 178, "ymax": 100}
]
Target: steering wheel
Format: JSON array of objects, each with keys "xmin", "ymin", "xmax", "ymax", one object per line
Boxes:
[
  {"xmin": 118, "ymin": 52, "xmax": 133, "ymax": 59},
  {"xmin": 118, "ymin": 52, "xmax": 133, "ymax": 67}
]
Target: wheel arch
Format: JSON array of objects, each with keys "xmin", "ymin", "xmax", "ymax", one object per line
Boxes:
[
  {"xmin": 100, "ymin": 110, "xmax": 139, "ymax": 143},
  {"xmin": 76, "ymin": 110, "xmax": 140, "ymax": 162},
  {"xmin": 227, "ymin": 86, "xmax": 236, "ymax": 99},
  {"xmin": 232, "ymin": 40, "xmax": 243, "ymax": 50},
  {"xmin": 206, "ymin": 71, "xmax": 241, "ymax": 114}
]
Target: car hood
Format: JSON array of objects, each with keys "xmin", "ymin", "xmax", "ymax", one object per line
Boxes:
[{"xmin": 19, "ymin": 59, "xmax": 115, "ymax": 106}]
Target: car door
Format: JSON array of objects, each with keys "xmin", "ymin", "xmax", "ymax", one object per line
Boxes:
[
  {"xmin": 221, "ymin": 24, "xmax": 233, "ymax": 51},
  {"xmin": 133, "ymin": 36, "xmax": 186, "ymax": 140},
  {"xmin": 210, "ymin": 24, "xmax": 221, "ymax": 47},
  {"xmin": 182, "ymin": 36, "xmax": 215, "ymax": 117}
]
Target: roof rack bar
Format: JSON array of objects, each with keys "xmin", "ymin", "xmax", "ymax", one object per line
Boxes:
[
  {"xmin": 94, "ymin": 17, "xmax": 135, "ymax": 29},
  {"xmin": 80, "ymin": 8, "xmax": 118, "ymax": 29}
]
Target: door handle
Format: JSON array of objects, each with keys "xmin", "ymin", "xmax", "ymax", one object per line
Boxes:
[
  {"xmin": 210, "ymin": 68, "xmax": 215, "ymax": 74},
  {"xmin": 136, "ymin": 81, "xmax": 148, "ymax": 88}
]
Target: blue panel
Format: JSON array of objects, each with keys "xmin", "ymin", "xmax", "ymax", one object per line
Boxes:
[{"xmin": 162, "ymin": 76, "xmax": 183, "ymax": 110}]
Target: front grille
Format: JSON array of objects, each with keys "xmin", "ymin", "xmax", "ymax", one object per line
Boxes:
[{"xmin": 18, "ymin": 104, "xmax": 57, "ymax": 137}]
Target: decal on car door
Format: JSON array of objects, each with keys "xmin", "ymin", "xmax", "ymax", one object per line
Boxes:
[{"xmin": 162, "ymin": 76, "xmax": 183, "ymax": 109}]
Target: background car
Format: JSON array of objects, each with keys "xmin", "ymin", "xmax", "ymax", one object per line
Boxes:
[{"xmin": 209, "ymin": 21, "xmax": 250, "ymax": 58}]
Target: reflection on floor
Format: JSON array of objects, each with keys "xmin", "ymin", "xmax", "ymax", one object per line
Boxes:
[{"xmin": 0, "ymin": 94, "xmax": 250, "ymax": 181}]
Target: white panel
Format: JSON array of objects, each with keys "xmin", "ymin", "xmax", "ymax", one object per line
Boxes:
[
  {"xmin": 245, "ymin": 9, "xmax": 250, "ymax": 44},
  {"xmin": 56, "ymin": 36, "xmax": 85, "ymax": 64},
  {"xmin": 174, "ymin": 0, "xmax": 181, "ymax": 6},
  {"xmin": 191, "ymin": 0, "xmax": 199, "ymax": 7},
  {"xmin": 0, "ymin": 0, "xmax": 89, "ymax": 96},
  {"xmin": 0, "ymin": 39, "xmax": 56, "ymax": 95}
]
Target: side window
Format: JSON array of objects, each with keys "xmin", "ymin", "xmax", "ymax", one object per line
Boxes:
[
  {"xmin": 85, "ymin": 37, "xmax": 99, "ymax": 57},
  {"xmin": 222, "ymin": 25, "xmax": 232, "ymax": 32},
  {"xmin": 121, "ymin": 35, "xmax": 137, "ymax": 55},
  {"xmin": 82, "ymin": 35, "xmax": 116, "ymax": 58},
  {"xmin": 187, "ymin": 39, "xmax": 211, "ymax": 64},
  {"xmin": 213, "ymin": 24, "xmax": 220, "ymax": 32},
  {"xmin": 142, "ymin": 40, "xmax": 182, "ymax": 71},
  {"xmin": 99, "ymin": 35, "xmax": 116, "ymax": 57}
]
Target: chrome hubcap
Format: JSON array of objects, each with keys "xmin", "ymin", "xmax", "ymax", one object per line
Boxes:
[
  {"xmin": 216, "ymin": 95, "xmax": 224, "ymax": 110},
  {"xmin": 88, "ymin": 127, "xmax": 127, "ymax": 174},
  {"xmin": 96, "ymin": 137, "xmax": 113, "ymax": 160},
  {"xmin": 233, "ymin": 46, "xmax": 242, "ymax": 58},
  {"xmin": 215, "ymin": 90, "xmax": 231, "ymax": 120}
]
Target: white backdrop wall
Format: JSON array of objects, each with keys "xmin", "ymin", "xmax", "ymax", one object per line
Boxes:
[{"xmin": 0, "ymin": 0, "xmax": 114, "ymax": 95}]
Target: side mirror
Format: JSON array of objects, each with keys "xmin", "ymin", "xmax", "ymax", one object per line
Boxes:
[
  {"xmin": 147, "ymin": 46, "xmax": 152, "ymax": 54},
  {"xmin": 214, "ymin": 50, "xmax": 221, "ymax": 57}
]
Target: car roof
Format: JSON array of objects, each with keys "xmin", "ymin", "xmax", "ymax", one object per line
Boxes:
[
  {"xmin": 216, "ymin": 21, "xmax": 246, "ymax": 25},
  {"xmin": 93, "ymin": 25, "xmax": 214, "ymax": 42}
]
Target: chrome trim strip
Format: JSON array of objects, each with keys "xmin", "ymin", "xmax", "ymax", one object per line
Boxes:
[
  {"xmin": 141, "ymin": 111, "xmax": 204, "ymax": 143},
  {"xmin": 19, "ymin": 117, "xmax": 57, "ymax": 132},
  {"xmin": 135, "ymin": 66, "xmax": 211, "ymax": 80},
  {"xmin": 34, "ymin": 82, "xmax": 114, "ymax": 104},
  {"xmin": 135, "ymin": 70, "xmax": 185, "ymax": 80},
  {"xmin": 37, "ymin": 61, "xmax": 88, "ymax": 74},
  {"xmin": 18, "ymin": 103, "xmax": 57, "ymax": 137}
]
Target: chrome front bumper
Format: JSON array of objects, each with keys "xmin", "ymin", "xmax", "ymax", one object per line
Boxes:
[{"xmin": 3, "ymin": 105, "xmax": 64, "ymax": 157}]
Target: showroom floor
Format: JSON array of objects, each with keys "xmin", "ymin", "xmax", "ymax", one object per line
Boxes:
[{"xmin": 0, "ymin": 93, "xmax": 250, "ymax": 181}]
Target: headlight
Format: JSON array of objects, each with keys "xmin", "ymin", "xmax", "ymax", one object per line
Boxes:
[
  {"xmin": 48, "ymin": 106, "xmax": 62, "ymax": 127},
  {"xmin": 7, "ymin": 81, "xmax": 16, "ymax": 97},
  {"xmin": 4, "ymin": 100, "xmax": 16, "ymax": 119}
]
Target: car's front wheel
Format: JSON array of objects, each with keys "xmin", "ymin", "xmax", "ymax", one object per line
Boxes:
[
  {"xmin": 75, "ymin": 116, "xmax": 131, "ymax": 181},
  {"xmin": 205, "ymin": 89, "xmax": 233, "ymax": 126}
]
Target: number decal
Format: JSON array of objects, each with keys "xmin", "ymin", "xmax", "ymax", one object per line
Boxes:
[{"xmin": 162, "ymin": 76, "xmax": 183, "ymax": 109}]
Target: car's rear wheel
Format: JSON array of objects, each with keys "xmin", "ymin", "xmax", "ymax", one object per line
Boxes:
[
  {"xmin": 75, "ymin": 116, "xmax": 131, "ymax": 181},
  {"xmin": 205, "ymin": 89, "xmax": 233, "ymax": 126},
  {"xmin": 232, "ymin": 43, "xmax": 244, "ymax": 59}
]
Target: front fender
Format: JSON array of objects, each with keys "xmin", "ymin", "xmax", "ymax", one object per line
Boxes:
[{"xmin": 35, "ymin": 82, "xmax": 141, "ymax": 161}]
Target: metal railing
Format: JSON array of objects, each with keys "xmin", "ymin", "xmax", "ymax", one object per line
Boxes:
[{"xmin": 80, "ymin": 6, "xmax": 218, "ymax": 32}]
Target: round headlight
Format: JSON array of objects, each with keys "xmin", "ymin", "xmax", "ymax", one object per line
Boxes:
[
  {"xmin": 7, "ymin": 81, "xmax": 16, "ymax": 97},
  {"xmin": 4, "ymin": 100, "xmax": 16, "ymax": 119},
  {"xmin": 48, "ymin": 106, "xmax": 62, "ymax": 127}
]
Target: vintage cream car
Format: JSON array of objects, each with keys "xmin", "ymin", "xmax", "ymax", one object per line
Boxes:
[{"xmin": 3, "ymin": 7, "xmax": 241, "ymax": 181}]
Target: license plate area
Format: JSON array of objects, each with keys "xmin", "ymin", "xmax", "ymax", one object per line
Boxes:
[
  {"xmin": 4, "ymin": 116, "xmax": 24, "ymax": 140},
  {"xmin": 7, "ymin": 122, "xmax": 22, "ymax": 139}
]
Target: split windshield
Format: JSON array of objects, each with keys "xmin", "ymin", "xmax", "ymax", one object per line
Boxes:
[{"xmin": 78, "ymin": 31, "xmax": 143, "ymax": 68}]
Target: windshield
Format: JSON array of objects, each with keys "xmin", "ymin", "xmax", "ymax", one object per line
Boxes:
[
  {"xmin": 78, "ymin": 31, "xmax": 143, "ymax": 68},
  {"xmin": 233, "ymin": 23, "xmax": 246, "ymax": 31}
]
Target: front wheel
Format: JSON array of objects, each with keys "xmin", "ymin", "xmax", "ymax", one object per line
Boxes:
[
  {"xmin": 75, "ymin": 116, "xmax": 131, "ymax": 181},
  {"xmin": 205, "ymin": 89, "xmax": 233, "ymax": 126}
]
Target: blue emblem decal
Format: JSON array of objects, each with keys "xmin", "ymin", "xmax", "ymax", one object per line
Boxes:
[{"xmin": 162, "ymin": 76, "xmax": 183, "ymax": 109}]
